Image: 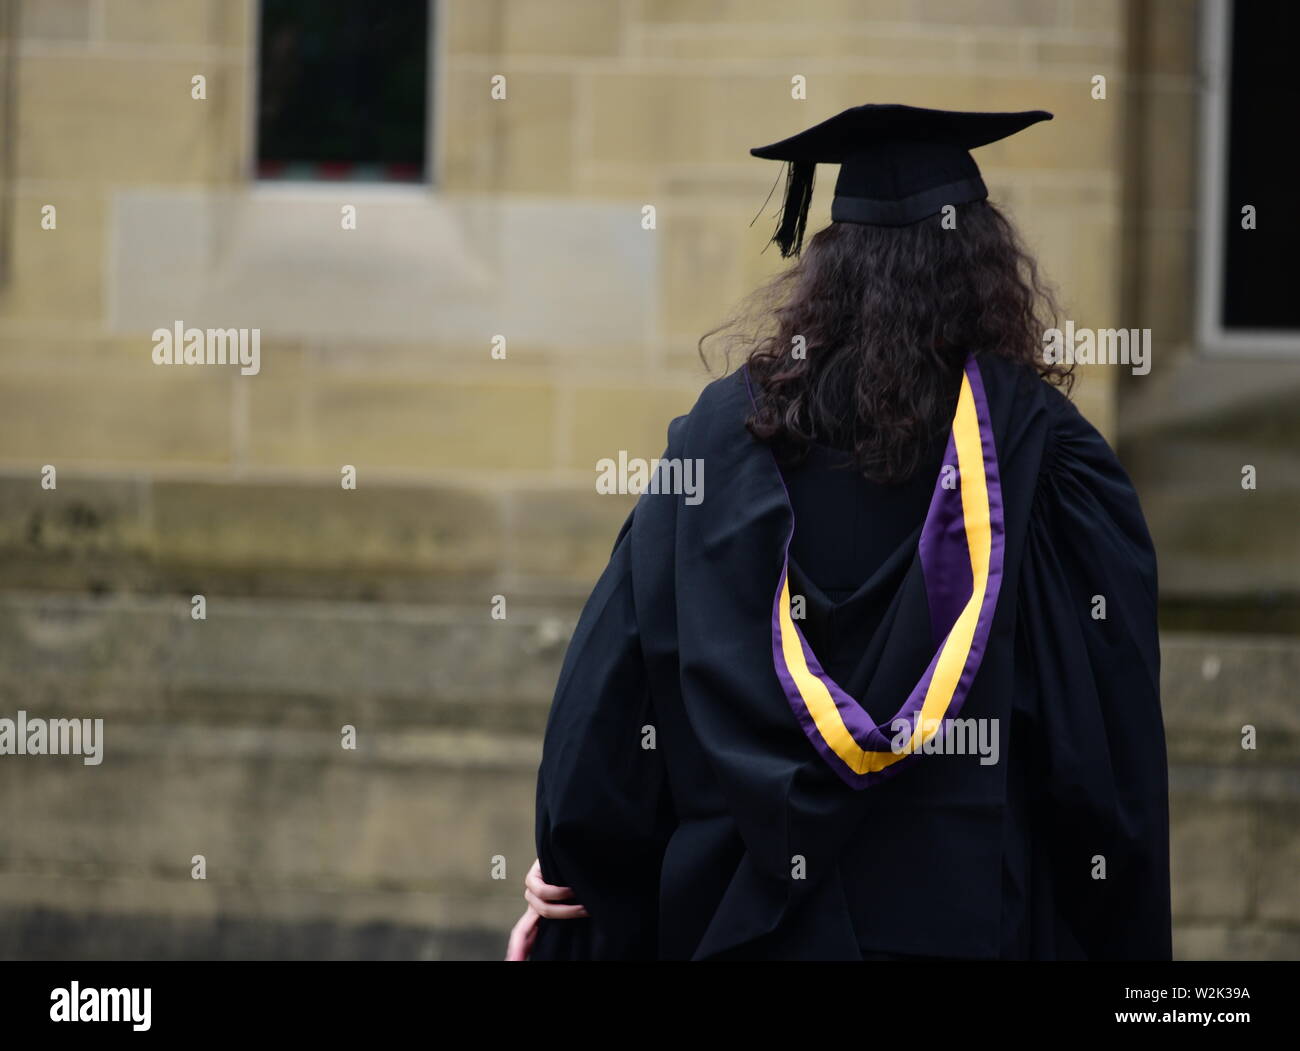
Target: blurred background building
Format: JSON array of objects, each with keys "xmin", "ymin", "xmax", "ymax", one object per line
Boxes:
[{"xmin": 0, "ymin": 0, "xmax": 1295, "ymax": 959}]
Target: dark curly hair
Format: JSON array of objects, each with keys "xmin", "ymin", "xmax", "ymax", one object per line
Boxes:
[{"xmin": 699, "ymin": 200, "xmax": 1071, "ymax": 483}]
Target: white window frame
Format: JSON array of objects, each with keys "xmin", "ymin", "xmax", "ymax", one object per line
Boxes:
[{"xmin": 1196, "ymin": 0, "xmax": 1300, "ymax": 357}]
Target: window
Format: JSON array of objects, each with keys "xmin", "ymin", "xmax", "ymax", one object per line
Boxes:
[
  {"xmin": 1197, "ymin": 0, "xmax": 1300, "ymax": 354},
  {"xmin": 255, "ymin": 0, "xmax": 430, "ymax": 182}
]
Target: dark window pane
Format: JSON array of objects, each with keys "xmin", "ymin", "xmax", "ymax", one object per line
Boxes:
[
  {"xmin": 1221, "ymin": 1, "xmax": 1299, "ymax": 330},
  {"xmin": 257, "ymin": 0, "xmax": 428, "ymax": 182}
]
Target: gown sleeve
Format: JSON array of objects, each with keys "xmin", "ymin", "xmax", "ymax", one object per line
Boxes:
[
  {"xmin": 1016, "ymin": 387, "xmax": 1172, "ymax": 959},
  {"xmin": 530, "ymin": 506, "xmax": 676, "ymax": 960}
]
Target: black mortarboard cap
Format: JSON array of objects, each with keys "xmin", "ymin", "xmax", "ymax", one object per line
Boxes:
[{"xmin": 751, "ymin": 104, "xmax": 1053, "ymax": 256}]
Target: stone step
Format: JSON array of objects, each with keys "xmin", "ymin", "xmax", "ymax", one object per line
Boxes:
[
  {"xmin": 1122, "ymin": 435, "xmax": 1300, "ymax": 603},
  {"xmin": 2, "ymin": 588, "xmax": 1297, "ymax": 959},
  {"xmin": 0, "ymin": 591, "xmax": 573, "ymax": 733},
  {"xmin": 1159, "ymin": 634, "xmax": 1300, "ymax": 763},
  {"xmin": 0, "ymin": 874, "xmax": 521, "ymax": 962},
  {"xmin": 0, "ymin": 470, "xmax": 634, "ymax": 603},
  {"xmin": 0, "ymin": 724, "xmax": 539, "ymax": 896},
  {"xmin": 2, "ymin": 591, "xmax": 1296, "ymax": 744},
  {"xmin": 0, "ymin": 719, "xmax": 540, "ymax": 959}
]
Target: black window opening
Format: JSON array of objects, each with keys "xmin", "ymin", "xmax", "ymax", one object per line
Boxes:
[
  {"xmin": 1219, "ymin": 1, "xmax": 1299, "ymax": 331},
  {"xmin": 256, "ymin": 0, "xmax": 429, "ymax": 183}
]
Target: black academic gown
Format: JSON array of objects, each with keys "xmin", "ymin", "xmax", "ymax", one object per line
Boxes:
[{"xmin": 531, "ymin": 353, "xmax": 1171, "ymax": 961}]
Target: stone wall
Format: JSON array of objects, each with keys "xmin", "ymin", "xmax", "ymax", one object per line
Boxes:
[
  {"xmin": 1119, "ymin": 0, "xmax": 1300, "ymax": 616},
  {"xmin": 1, "ymin": 0, "xmax": 1126, "ymax": 486}
]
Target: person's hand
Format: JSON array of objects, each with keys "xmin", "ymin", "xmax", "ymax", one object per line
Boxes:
[
  {"xmin": 523, "ymin": 858, "xmax": 587, "ymax": 919},
  {"xmin": 504, "ymin": 859, "xmax": 589, "ymax": 961},
  {"xmin": 505, "ymin": 904, "xmax": 540, "ymax": 961}
]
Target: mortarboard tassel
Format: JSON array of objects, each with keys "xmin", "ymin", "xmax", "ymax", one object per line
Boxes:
[{"xmin": 771, "ymin": 160, "xmax": 816, "ymax": 257}]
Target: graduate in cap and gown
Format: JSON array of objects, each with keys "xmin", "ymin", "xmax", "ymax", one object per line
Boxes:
[{"xmin": 507, "ymin": 104, "xmax": 1172, "ymax": 961}]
